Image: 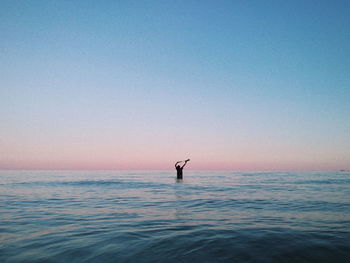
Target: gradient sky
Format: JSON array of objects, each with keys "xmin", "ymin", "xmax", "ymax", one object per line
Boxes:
[{"xmin": 1, "ymin": 0, "xmax": 350, "ymax": 170}]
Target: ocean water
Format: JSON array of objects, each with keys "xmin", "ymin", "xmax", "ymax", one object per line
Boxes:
[{"xmin": 1, "ymin": 171, "xmax": 350, "ymax": 263}]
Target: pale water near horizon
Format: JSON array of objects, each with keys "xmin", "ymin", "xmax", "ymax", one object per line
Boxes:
[{"xmin": 1, "ymin": 171, "xmax": 350, "ymax": 262}]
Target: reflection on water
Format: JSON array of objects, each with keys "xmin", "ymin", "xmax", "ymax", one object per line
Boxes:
[{"xmin": 1, "ymin": 171, "xmax": 350, "ymax": 262}]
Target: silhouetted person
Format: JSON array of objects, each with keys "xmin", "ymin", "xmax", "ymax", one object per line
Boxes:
[{"xmin": 175, "ymin": 159, "xmax": 190, "ymax": 179}]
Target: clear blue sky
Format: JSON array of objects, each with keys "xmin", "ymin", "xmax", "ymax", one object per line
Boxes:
[{"xmin": 1, "ymin": 0, "xmax": 350, "ymax": 170}]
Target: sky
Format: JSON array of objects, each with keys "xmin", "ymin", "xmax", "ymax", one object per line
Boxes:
[{"xmin": 1, "ymin": 0, "xmax": 350, "ymax": 170}]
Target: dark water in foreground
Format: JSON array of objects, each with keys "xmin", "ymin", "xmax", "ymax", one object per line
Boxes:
[{"xmin": 1, "ymin": 171, "xmax": 350, "ymax": 262}]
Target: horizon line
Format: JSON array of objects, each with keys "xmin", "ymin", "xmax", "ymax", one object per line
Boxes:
[{"xmin": 0, "ymin": 168, "xmax": 346, "ymax": 172}]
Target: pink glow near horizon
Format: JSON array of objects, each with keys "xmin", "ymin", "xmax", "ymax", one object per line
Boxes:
[
  {"xmin": 1, "ymin": 128, "xmax": 349, "ymax": 170},
  {"xmin": 1, "ymin": 145, "xmax": 348, "ymax": 171}
]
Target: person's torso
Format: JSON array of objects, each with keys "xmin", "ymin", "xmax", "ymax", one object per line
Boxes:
[{"xmin": 176, "ymin": 167, "xmax": 183, "ymax": 175}]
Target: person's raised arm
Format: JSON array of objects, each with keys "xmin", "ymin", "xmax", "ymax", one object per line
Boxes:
[
  {"xmin": 175, "ymin": 161, "xmax": 180, "ymax": 168},
  {"xmin": 181, "ymin": 160, "xmax": 189, "ymax": 169}
]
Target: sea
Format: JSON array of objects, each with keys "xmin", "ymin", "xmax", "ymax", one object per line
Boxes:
[{"xmin": 1, "ymin": 170, "xmax": 350, "ymax": 263}]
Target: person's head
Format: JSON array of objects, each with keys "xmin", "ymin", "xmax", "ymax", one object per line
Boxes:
[{"xmin": 176, "ymin": 165, "xmax": 180, "ymax": 169}]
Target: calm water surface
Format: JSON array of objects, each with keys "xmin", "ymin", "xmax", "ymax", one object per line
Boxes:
[{"xmin": 1, "ymin": 171, "xmax": 350, "ymax": 262}]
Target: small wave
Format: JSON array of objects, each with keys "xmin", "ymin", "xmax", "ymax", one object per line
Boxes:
[{"xmin": 10, "ymin": 180, "xmax": 171, "ymax": 189}]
